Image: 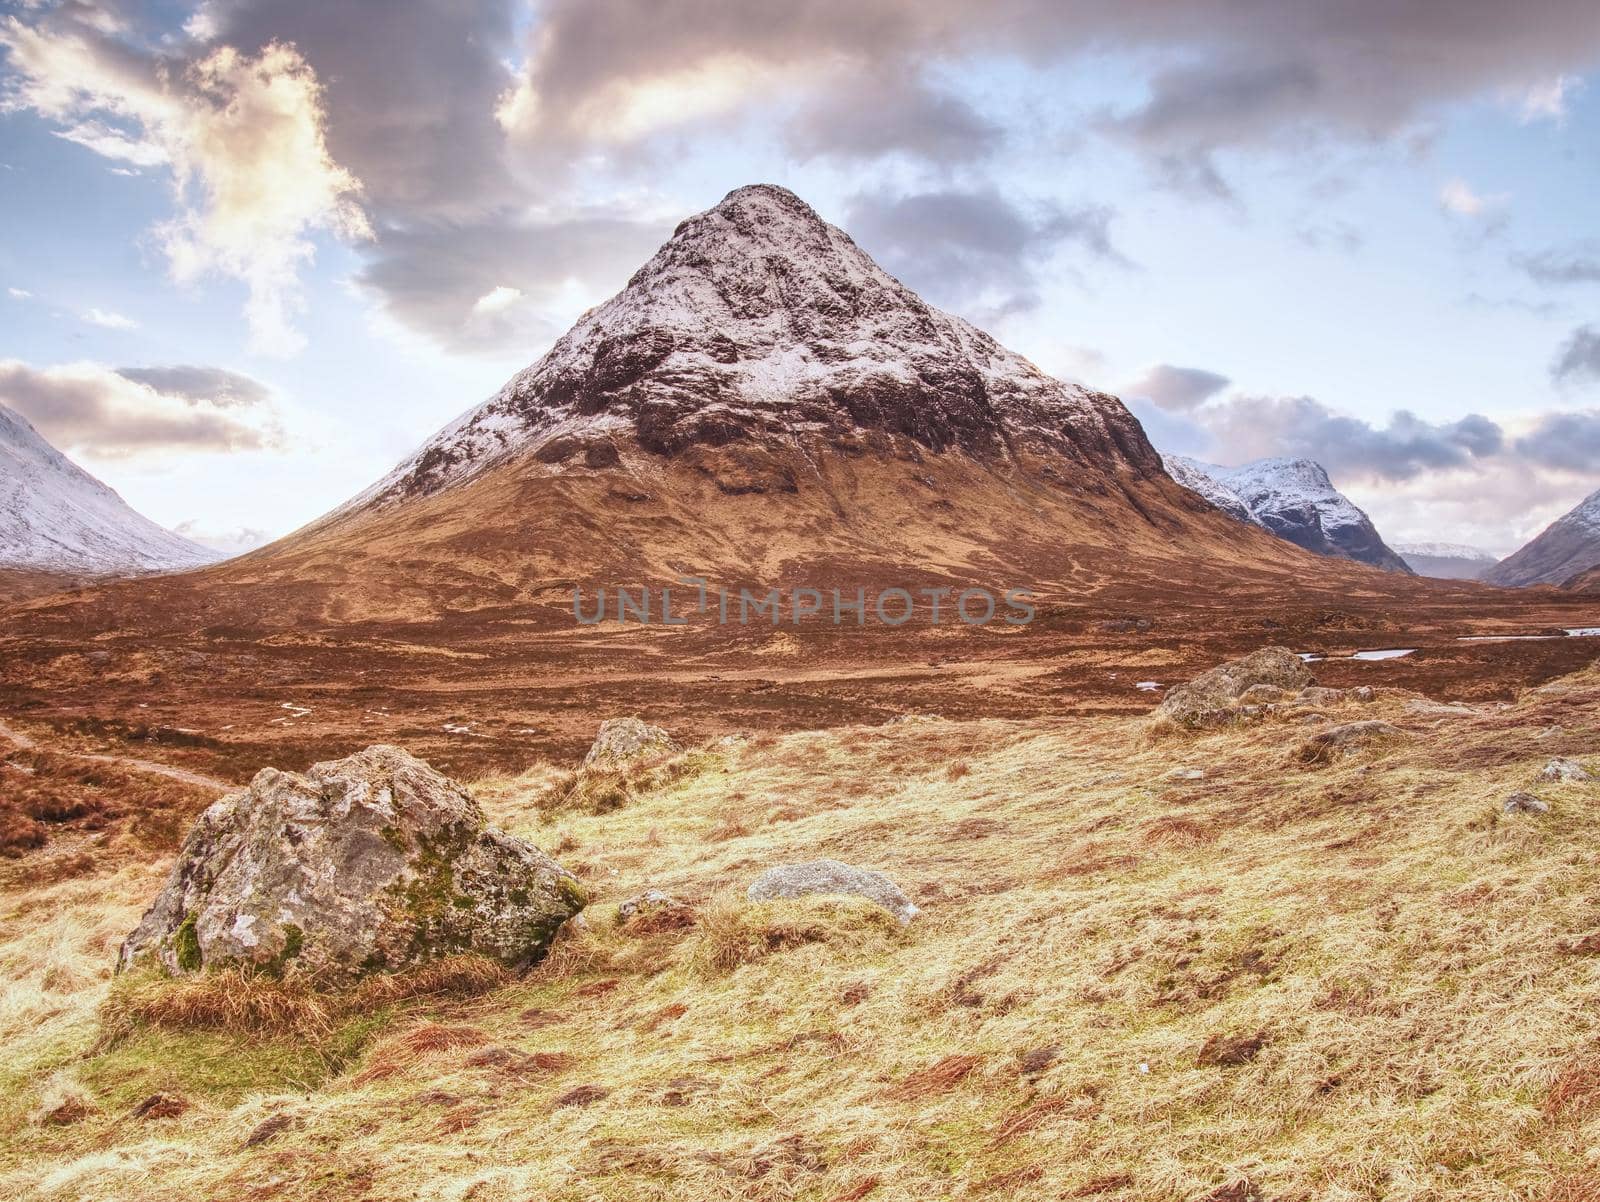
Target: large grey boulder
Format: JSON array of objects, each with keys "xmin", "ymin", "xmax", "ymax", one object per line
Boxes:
[
  {"xmin": 747, "ymin": 859, "xmax": 920, "ymax": 924},
  {"xmin": 1154, "ymin": 648, "xmax": 1314, "ymax": 729},
  {"xmin": 119, "ymin": 745, "xmax": 586, "ymax": 981},
  {"xmin": 582, "ymin": 717, "xmax": 680, "ymax": 770}
]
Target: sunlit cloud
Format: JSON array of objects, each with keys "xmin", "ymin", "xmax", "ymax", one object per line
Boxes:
[{"xmin": 0, "ymin": 13, "xmax": 371, "ymax": 354}]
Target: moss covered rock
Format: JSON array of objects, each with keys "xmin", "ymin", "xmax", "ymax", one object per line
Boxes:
[{"xmin": 118, "ymin": 745, "xmax": 585, "ymax": 981}]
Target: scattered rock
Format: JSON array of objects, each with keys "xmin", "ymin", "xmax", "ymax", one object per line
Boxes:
[
  {"xmin": 118, "ymin": 745, "xmax": 587, "ymax": 982},
  {"xmin": 1539, "ymin": 758, "xmax": 1596, "ymax": 783},
  {"xmin": 1295, "ymin": 721, "xmax": 1405, "ymax": 764},
  {"xmin": 617, "ymin": 889, "xmax": 697, "ymax": 933},
  {"xmin": 747, "ymin": 859, "xmax": 920, "ymax": 924},
  {"xmin": 582, "ymin": 718, "xmax": 680, "ymax": 770},
  {"xmin": 1166, "ymin": 767, "xmax": 1205, "ymax": 781},
  {"xmin": 1350, "ymin": 686, "xmax": 1375, "ymax": 703},
  {"xmin": 1196, "ymin": 1031, "xmax": 1268, "ymax": 1067},
  {"xmin": 131, "ymin": 1093, "xmax": 188, "ymax": 1120},
  {"xmin": 1293, "ymin": 686, "xmax": 1345, "ymax": 706},
  {"xmin": 1154, "ymin": 648, "xmax": 1314, "ymax": 729},
  {"xmin": 1503, "ymin": 791, "xmax": 1549, "ymax": 815}
]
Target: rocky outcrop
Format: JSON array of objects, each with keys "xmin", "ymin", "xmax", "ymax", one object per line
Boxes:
[
  {"xmin": 118, "ymin": 745, "xmax": 586, "ymax": 981},
  {"xmin": 1154, "ymin": 647, "xmax": 1315, "ymax": 729},
  {"xmin": 747, "ymin": 859, "xmax": 920, "ymax": 924},
  {"xmin": 583, "ymin": 718, "xmax": 680, "ymax": 770}
]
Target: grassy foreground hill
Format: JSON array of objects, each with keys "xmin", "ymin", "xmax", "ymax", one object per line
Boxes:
[{"xmin": 4, "ymin": 661, "xmax": 1600, "ymax": 1201}]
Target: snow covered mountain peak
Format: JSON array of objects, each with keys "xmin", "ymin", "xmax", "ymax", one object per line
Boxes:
[
  {"xmin": 352, "ymin": 183, "xmax": 1159, "ymax": 508},
  {"xmin": 1163, "ymin": 453, "xmax": 1411, "ymax": 573},
  {"xmin": 0, "ymin": 401, "xmax": 220, "ymax": 576}
]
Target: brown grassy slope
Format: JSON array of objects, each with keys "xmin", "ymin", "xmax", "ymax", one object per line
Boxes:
[
  {"xmin": 2, "ymin": 444, "xmax": 1595, "ymax": 788},
  {"xmin": 4, "ymin": 662, "xmax": 1600, "ymax": 1200}
]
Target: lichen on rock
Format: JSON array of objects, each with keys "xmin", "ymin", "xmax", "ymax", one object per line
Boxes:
[{"xmin": 118, "ymin": 745, "xmax": 586, "ymax": 982}]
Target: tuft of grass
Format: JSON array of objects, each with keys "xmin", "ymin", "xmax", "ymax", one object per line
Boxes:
[{"xmin": 683, "ymin": 894, "xmax": 904, "ymax": 977}]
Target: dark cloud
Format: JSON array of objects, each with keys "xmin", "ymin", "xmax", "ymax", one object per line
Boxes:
[
  {"xmin": 1553, "ymin": 325, "xmax": 1600, "ymax": 384},
  {"xmin": 1123, "ymin": 364, "xmax": 1231, "ymax": 412},
  {"xmin": 355, "ymin": 211, "xmax": 674, "ymax": 353},
  {"xmin": 1203, "ymin": 400, "xmax": 1504, "ymax": 483},
  {"xmin": 1159, "ymin": 394, "xmax": 1505, "ymax": 483},
  {"xmin": 0, "ymin": 361, "xmax": 277, "ymax": 457},
  {"xmin": 114, "ymin": 365, "xmax": 271, "ymax": 408},
  {"xmin": 507, "ymin": 1, "xmax": 1600, "ymax": 169},
  {"xmin": 845, "ymin": 187, "xmax": 1124, "ymax": 318},
  {"xmin": 1514, "ymin": 408, "xmax": 1600, "ymax": 471},
  {"xmin": 1520, "ymin": 245, "xmax": 1600, "ymax": 286},
  {"xmin": 785, "ymin": 72, "xmax": 1001, "ymax": 163}
]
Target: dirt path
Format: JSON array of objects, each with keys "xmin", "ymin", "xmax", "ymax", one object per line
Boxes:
[{"xmin": 0, "ymin": 716, "xmax": 231, "ymax": 793}]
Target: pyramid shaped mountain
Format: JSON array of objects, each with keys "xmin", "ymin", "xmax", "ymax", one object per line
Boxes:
[
  {"xmin": 344, "ymin": 184, "xmax": 1161, "ymax": 511},
  {"xmin": 30, "ymin": 185, "xmax": 1348, "ymax": 635}
]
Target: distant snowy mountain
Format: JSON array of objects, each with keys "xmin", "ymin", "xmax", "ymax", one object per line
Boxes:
[
  {"xmin": 1163, "ymin": 454, "xmax": 1412, "ymax": 573},
  {"xmin": 1485, "ymin": 487, "xmax": 1600, "ymax": 587},
  {"xmin": 0, "ymin": 401, "xmax": 220, "ymax": 576},
  {"xmin": 1394, "ymin": 541, "xmax": 1497, "ymax": 581}
]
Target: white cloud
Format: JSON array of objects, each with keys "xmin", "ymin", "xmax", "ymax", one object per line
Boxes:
[
  {"xmin": 0, "ymin": 15, "xmax": 371, "ymax": 355},
  {"xmin": 470, "ymin": 285, "xmax": 525, "ymax": 315},
  {"xmin": 7, "ymin": 287, "xmax": 32, "ymax": 300},
  {"xmin": 0, "ymin": 358, "xmax": 280, "ymax": 459},
  {"xmin": 1517, "ymin": 74, "xmax": 1580, "ymax": 123},
  {"xmin": 83, "ymin": 307, "xmax": 138, "ymax": 330},
  {"xmin": 1439, "ymin": 178, "xmax": 1507, "ymax": 218}
]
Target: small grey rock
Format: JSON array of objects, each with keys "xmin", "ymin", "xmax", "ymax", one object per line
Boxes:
[
  {"xmin": 1166, "ymin": 767, "xmax": 1205, "ymax": 781},
  {"xmin": 1296, "ymin": 720, "xmax": 1405, "ymax": 764},
  {"xmin": 1539, "ymin": 758, "xmax": 1596, "ymax": 783},
  {"xmin": 1504, "ymin": 791, "xmax": 1550, "ymax": 815},
  {"xmin": 583, "ymin": 718, "xmax": 680, "ymax": 770},
  {"xmin": 617, "ymin": 889, "xmax": 695, "ymax": 929},
  {"xmin": 1350, "ymin": 686, "xmax": 1375, "ymax": 703},
  {"xmin": 1294, "ymin": 686, "xmax": 1345, "ymax": 706},
  {"xmin": 747, "ymin": 859, "xmax": 919, "ymax": 924}
]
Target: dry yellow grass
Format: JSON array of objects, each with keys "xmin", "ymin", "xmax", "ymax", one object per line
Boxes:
[{"xmin": 3, "ymin": 664, "xmax": 1600, "ymax": 1199}]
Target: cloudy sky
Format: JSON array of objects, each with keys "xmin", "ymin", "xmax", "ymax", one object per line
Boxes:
[{"xmin": 3, "ymin": 0, "xmax": 1600, "ymax": 555}]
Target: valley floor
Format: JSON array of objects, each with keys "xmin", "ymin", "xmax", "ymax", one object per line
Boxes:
[{"xmin": 4, "ymin": 664, "xmax": 1600, "ymax": 1201}]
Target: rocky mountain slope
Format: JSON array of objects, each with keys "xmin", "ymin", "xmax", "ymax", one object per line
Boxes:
[
  {"xmin": 1485, "ymin": 487, "xmax": 1600, "ymax": 587},
  {"xmin": 1163, "ymin": 455, "xmax": 1412, "ymax": 573},
  {"xmin": 337, "ymin": 184, "xmax": 1162, "ymax": 515},
  {"xmin": 157, "ymin": 183, "xmax": 1333, "ymax": 628},
  {"xmin": 0, "ymin": 401, "xmax": 219, "ymax": 577},
  {"xmin": 1394, "ymin": 541, "xmax": 1498, "ymax": 581}
]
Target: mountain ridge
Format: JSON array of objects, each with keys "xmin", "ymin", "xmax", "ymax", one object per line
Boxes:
[
  {"xmin": 1162, "ymin": 454, "xmax": 1412, "ymax": 573},
  {"xmin": 0, "ymin": 401, "xmax": 220, "ymax": 578},
  {"xmin": 1485, "ymin": 487, "xmax": 1600, "ymax": 587}
]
